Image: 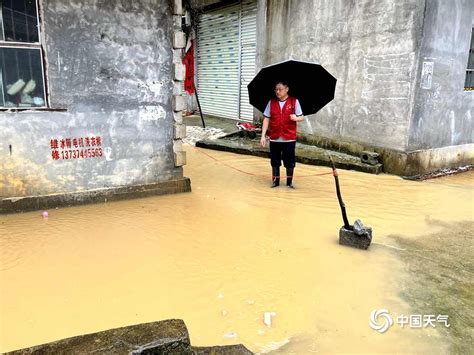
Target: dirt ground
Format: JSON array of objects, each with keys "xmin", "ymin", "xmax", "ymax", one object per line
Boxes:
[{"xmin": 391, "ymin": 220, "xmax": 474, "ymax": 355}]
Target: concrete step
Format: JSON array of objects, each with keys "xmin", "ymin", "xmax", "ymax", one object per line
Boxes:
[{"xmin": 195, "ymin": 133, "xmax": 383, "ymax": 174}]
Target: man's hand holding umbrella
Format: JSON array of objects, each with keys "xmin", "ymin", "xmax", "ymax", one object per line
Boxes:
[{"xmin": 289, "ymin": 114, "xmax": 304, "ymax": 122}]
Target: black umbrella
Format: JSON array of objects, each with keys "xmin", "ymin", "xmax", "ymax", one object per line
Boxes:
[{"xmin": 247, "ymin": 59, "xmax": 337, "ymax": 115}]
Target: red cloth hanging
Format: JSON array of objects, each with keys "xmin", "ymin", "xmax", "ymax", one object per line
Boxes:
[{"xmin": 183, "ymin": 40, "xmax": 195, "ymax": 95}]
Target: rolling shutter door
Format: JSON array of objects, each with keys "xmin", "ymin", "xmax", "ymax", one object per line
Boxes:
[
  {"xmin": 238, "ymin": 0, "xmax": 257, "ymax": 121},
  {"xmin": 197, "ymin": 3, "xmax": 240, "ymax": 119},
  {"xmin": 197, "ymin": 0, "xmax": 257, "ymax": 121}
]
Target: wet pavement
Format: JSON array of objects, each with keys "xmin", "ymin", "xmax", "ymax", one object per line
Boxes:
[
  {"xmin": 185, "ymin": 115, "xmax": 383, "ymax": 174},
  {"xmin": 1, "ymin": 135, "xmax": 473, "ymax": 353},
  {"xmin": 196, "ymin": 135, "xmax": 382, "ymax": 174}
]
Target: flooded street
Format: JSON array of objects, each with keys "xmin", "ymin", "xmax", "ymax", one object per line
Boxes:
[{"xmin": 1, "ymin": 145, "xmax": 473, "ymax": 353}]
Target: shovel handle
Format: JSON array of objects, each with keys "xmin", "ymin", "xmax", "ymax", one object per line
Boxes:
[{"xmin": 329, "ymin": 156, "xmax": 351, "ymax": 230}]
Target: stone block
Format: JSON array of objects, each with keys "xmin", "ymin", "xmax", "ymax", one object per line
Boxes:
[
  {"xmin": 173, "ymin": 81, "xmax": 183, "ymax": 95},
  {"xmin": 173, "ymin": 15, "xmax": 182, "ymax": 29},
  {"xmin": 174, "ymin": 63, "xmax": 186, "ymax": 81},
  {"xmin": 174, "ymin": 123, "xmax": 187, "ymax": 139},
  {"xmin": 173, "ymin": 95, "xmax": 186, "ymax": 112},
  {"xmin": 174, "ymin": 151, "xmax": 187, "ymax": 167},
  {"xmin": 173, "ymin": 110, "xmax": 183, "ymax": 123},
  {"xmin": 173, "ymin": 0, "xmax": 183, "ymax": 15},
  {"xmin": 339, "ymin": 224, "xmax": 372, "ymax": 250},
  {"xmin": 173, "ymin": 31, "xmax": 186, "ymax": 49},
  {"xmin": 6, "ymin": 318, "xmax": 253, "ymax": 354},
  {"xmin": 361, "ymin": 151, "xmax": 380, "ymax": 165},
  {"xmin": 8, "ymin": 320, "xmax": 192, "ymax": 353},
  {"xmin": 173, "ymin": 139, "xmax": 183, "ymax": 152},
  {"xmin": 173, "ymin": 49, "xmax": 183, "ymax": 63}
]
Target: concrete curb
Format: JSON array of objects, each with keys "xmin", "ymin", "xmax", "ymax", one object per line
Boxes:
[
  {"xmin": 196, "ymin": 136, "xmax": 383, "ymax": 174},
  {"xmin": 0, "ymin": 178, "xmax": 191, "ymax": 214}
]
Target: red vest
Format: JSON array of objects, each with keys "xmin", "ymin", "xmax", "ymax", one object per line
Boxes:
[{"xmin": 269, "ymin": 96, "xmax": 297, "ymax": 140}]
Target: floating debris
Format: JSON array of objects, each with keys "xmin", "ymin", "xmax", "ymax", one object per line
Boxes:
[
  {"xmin": 263, "ymin": 311, "xmax": 276, "ymax": 327},
  {"xmin": 223, "ymin": 331, "xmax": 237, "ymax": 338}
]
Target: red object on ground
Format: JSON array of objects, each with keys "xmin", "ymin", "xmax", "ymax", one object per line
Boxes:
[
  {"xmin": 183, "ymin": 40, "xmax": 194, "ymax": 95},
  {"xmin": 236, "ymin": 122, "xmax": 256, "ymax": 131}
]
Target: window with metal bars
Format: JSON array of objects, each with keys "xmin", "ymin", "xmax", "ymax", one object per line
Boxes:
[
  {"xmin": 0, "ymin": 0, "xmax": 47, "ymax": 108},
  {"xmin": 465, "ymin": 28, "xmax": 474, "ymax": 91}
]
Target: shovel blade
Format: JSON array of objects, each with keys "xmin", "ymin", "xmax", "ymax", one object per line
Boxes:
[{"xmin": 339, "ymin": 225, "xmax": 372, "ymax": 250}]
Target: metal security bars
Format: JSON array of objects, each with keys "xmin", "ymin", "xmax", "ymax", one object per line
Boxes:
[
  {"xmin": 0, "ymin": 0, "xmax": 47, "ymax": 108},
  {"xmin": 465, "ymin": 28, "xmax": 474, "ymax": 91}
]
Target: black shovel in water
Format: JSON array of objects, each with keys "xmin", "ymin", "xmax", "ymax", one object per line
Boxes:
[{"xmin": 329, "ymin": 156, "xmax": 372, "ymax": 250}]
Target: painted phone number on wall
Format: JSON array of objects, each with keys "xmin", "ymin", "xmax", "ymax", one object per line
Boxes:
[
  {"xmin": 50, "ymin": 136, "xmax": 103, "ymax": 161},
  {"xmin": 52, "ymin": 148, "xmax": 103, "ymax": 160}
]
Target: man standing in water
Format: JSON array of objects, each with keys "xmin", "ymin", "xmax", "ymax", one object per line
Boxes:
[{"xmin": 259, "ymin": 81, "xmax": 305, "ymax": 188}]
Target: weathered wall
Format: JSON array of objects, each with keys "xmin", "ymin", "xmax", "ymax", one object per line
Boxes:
[
  {"xmin": 0, "ymin": 0, "xmax": 184, "ymax": 198},
  {"xmin": 409, "ymin": 0, "xmax": 473, "ymax": 150},
  {"xmin": 257, "ymin": 0, "xmax": 425, "ymax": 152}
]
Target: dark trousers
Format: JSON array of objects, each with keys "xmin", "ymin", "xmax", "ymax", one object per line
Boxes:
[{"xmin": 270, "ymin": 141, "xmax": 296, "ymax": 168}]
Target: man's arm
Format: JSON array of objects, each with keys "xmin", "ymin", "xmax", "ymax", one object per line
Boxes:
[
  {"xmin": 260, "ymin": 116, "xmax": 270, "ymax": 147},
  {"xmin": 260, "ymin": 101, "xmax": 271, "ymax": 147}
]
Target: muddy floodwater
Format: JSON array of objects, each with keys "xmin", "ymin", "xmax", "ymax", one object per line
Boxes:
[{"xmin": 1, "ymin": 146, "xmax": 473, "ymax": 353}]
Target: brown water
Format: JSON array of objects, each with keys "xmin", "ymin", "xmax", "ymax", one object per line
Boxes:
[{"xmin": 1, "ymin": 146, "xmax": 472, "ymax": 353}]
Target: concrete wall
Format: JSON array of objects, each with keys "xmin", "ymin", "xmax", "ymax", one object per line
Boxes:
[
  {"xmin": 257, "ymin": 0, "xmax": 425, "ymax": 152},
  {"xmin": 1, "ymin": 0, "xmax": 186, "ymax": 198},
  {"xmin": 256, "ymin": 0, "xmax": 474, "ymax": 174},
  {"xmin": 409, "ymin": 0, "xmax": 473, "ymax": 150}
]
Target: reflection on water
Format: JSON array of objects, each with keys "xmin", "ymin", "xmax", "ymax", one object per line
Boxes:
[{"xmin": 0, "ymin": 146, "xmax": 472, "ymax": 353}]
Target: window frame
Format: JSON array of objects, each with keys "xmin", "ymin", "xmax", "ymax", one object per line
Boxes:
[{"xmin": 0, "ymin": 0, "xmax": 48, "ymax": 109}]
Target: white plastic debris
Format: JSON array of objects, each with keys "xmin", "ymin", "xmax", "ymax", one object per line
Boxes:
[
  {"xmin": 218, "ymin": 293, "xmax": 224, "ymax": 299},
  {"xmin": 183, "ymin": 126, "xmax": 227, "ymax": 146},
  {"xmin": 263, "ymin": 311, "xmax": 276, "ymax": 327},
  {"xmin": 221, "ymin": 310, "xmax": 228, "ymax": 316},
  {"xmin": 247, "ymin": 299, "xmax": 255, "ymax": 305},
  {"xmin": 223, "ymin": 331, "xmax": 237, "ymax": 338}
]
